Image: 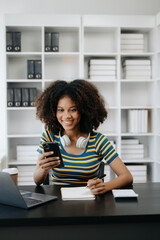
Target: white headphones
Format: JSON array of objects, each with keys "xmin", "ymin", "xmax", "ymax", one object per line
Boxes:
[{"xmin": 59, "ymin": 132, "xmax": 90, "ymax": 149}]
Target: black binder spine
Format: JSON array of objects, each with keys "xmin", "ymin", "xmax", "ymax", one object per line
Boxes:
[
  {"xmin": 6, "ymin": 32, "xmax": 13, "ymax": 52},
  {"xmin": 7, "ymin": 88, "xmax": 14, "ymax": 107},
  {"xmin": 29, "ymin": 88, "xmax": 37, "ymax": 107},
  {"xmin": 27, "ymin": 60, "xmax": 35, "ymax": 79},
  {"xmin": 22, "ymin": 88, "xmax": 29, "ymax": 107},
  {"xmin": 14, "ymin": 88, "xmax": 22, "ymax": 107},
  {"xmin": 13, "ymin": 32, "xmax": 21, "ymax": 52},
  {"xmin": 51, "ymin": 32, "xmax": 59, "ymax": 52},
  {"xmin": 34, "ymin": 60, "xmax": 42, "ymax": 79},
  {"xmin": 45, "ymin": 32, "xmax": 51, "ymax": 52}
]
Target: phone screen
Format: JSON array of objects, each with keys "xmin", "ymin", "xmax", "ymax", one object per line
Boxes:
[{"xmin": 42, "ymin": 142, "xmax": 64, "ymax": 168}]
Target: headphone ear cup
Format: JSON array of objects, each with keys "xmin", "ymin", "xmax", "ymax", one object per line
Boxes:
[
  {"xmin": 76, "ymin": 137, "xmax": 88, "ymax": 149},
  {"xmin": 61, "ymin": 135, "xmax": 71, "ymax": 147}
]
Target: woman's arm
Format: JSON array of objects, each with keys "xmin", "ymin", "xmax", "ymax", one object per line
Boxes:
[
  {"xmin": 87, "ymin": 156, "xmax": 133, "ymax": 195},
  {"xmin": 34, "ymin": 151, "xmax": 61, "ymax": 185}
]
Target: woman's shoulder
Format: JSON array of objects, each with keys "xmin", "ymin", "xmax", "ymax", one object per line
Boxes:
[
  {"xmin": 90, "ymin": 131, "xmax": 109, "ymax": 142},
  {"xmin": 41, "ymin": 129, "xmax": 59, "ymax": 142}
]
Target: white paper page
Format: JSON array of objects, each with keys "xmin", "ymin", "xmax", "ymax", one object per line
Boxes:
[
  {"xmin": 61, "ymin": 186, "xmax": 95, "ymax": 200},
  {"xmin": 112, "ymin": 189, "xmax": 138, "ymax": 198}
]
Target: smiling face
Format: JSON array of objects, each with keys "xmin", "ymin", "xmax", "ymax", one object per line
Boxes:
[{"xmin": 56, "ymin": 96, "xmax": 81, "ymax": 133}]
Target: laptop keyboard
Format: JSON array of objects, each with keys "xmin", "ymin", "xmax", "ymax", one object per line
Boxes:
[{"xmin": 23, "ymin": 197, "xmax": 43, "ymax": 206}]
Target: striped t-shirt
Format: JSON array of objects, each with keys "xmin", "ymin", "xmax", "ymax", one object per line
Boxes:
[{"xmin": 37, "ymin": 130, "xmax": 118, "ymax": 185}]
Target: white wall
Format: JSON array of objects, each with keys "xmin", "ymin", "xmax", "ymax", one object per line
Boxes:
[
  {"xmin": 0, "ymin": 0, "xmax": 160, "ymax": 15},
  {"xmin": 0, "ymin": 0, "xmax": 160, "ymax": 155}
]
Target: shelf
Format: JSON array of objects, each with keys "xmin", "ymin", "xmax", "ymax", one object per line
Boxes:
[
  {"xmin": 7, "ymin": 107, "xmax": 36, "ymax": 111},
  {"xmin": 7, "ymin": 134, "xmax": 41, "ymax": 138},
  {"xmin": 8, "ymin": 161, "xmax": 36, "ymax": 166},
  {"xmin": 4, "ymin": 14, "xmax": 160, "ymax": 182},
  {"xmin": 120, "ymin": 52, "xmax": 155, "ymax": 56},
  {"xmin": 123, "ymin": 158, "xmax": 154, "ymax": 163},
  {"xmin": 121, "ymin": 133, "xmax": 154, "ymax": 136},
  {"xmin": 121, "ymin": 106, "xmax": 153, "ymax": 109}
]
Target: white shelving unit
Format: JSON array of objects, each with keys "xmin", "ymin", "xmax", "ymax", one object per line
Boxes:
[{"xmin": 3, "ymin": 13, "xmax": 160, "ymax": 184}]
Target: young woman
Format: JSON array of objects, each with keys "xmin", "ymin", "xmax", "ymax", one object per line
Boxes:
[{"xmin": 34, "ymin": 79, "xmax": 133, "ymax": 195}]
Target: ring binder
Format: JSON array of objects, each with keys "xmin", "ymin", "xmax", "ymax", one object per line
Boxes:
[
  {"xmin": 27, "ymin": 60, "xmax": 35, "ymax": 79},
  {"xmin": 51, "ymin": 32, "xmax": 59, "ymax": 52},
  {"xmin": 35, "ymin": 60, "xmax": 42, "ymax": 79},
  {"xmin": 7, "ymin": 88, "xmax": 14, "ymax": 107}
]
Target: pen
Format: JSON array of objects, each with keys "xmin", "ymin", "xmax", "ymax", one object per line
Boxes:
[{"xmin": 86, "ymin": 174, "xmax": 106, "ymax": 188}]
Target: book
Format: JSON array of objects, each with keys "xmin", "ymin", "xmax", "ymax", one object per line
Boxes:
[
  {"xmin": 29, "ymin": 88, "xmax": 37, "ymax": 107},
  {"xmin": 112, "ymin": 189, "xmax": 138, "ymax": 198},
  {"xmin": 22, "ymin": 88, "xmax": 29, "ymax": 107},
  {"xmin": 121, "ymin": 139, "xmax": 139, "ymax": 144},
  {"xmin": 90, "ymin": 75, "xmax": 116, "ymax": 80},
  {"xmin": 89, "ymin": 70, "xmax": 116, "ymax": 76},
  {"xmin": 121, "ymin": 149, "xmax": 144, "ymax": 154},
  {"xmin": 17, "ymin": 145, "xmax": 37, "ymax": 152},
  {"xmin": 121, "ymin": 39, "xmax": 144, "ymax": 44},
  {"xmin": 121, "ymin": 33, "xmax": 144, "ymax": 39},
  {"xmin": 6, "ymin": 32, "xmax": 13, "ymax": 52},
  {"xmin": 13, "ymin": 32, "xmax": 21, "ymax": 52},
  {"xmin": 124, "ymin": 65, "xmax": 151, "ymax": 71},
  {"xmin": 121, "ymin": 44, "xmax": 144, "ymax": 50},
  {"xmin": 45, "ymin": 32, "xmax": 52, "ymax": 52},
  {"xmin": 121, "ymin": 144, "xmax": 144, "ymax": 149},
  {"xmin": 122, "ymin": 154, "xmax": 144, "ymax": 159},
  {"xmin": 7, "ymin": 88, "xmax": 14, "ymax": 107},
  {"xmin": 14, "ymin": 88, "xmax": 22, "ymax": 107},
  {"xmin": 90, "ymin": 65, "xmax": 116, "ymax": 71},
  {"xmin": 61, "ymin": 186, "xmax": 95, "ymax": 200},
  {"xmin": 123, "ymin": 59, "xmax": 151, "ymax": 66},
  {"xmin": 27, "ymin": 60, "xmax": 35, "ymax": 79},
  {"xmin": 89, "ymin": 59, "xmax": 116, "ymax": 65},
  {"xmin": 51, "ymin": 32, "xmax": 59, "ymax": 52},
  {"xmin": 34, "ymin": 60, "xmax": 42, "ymax": 79}
]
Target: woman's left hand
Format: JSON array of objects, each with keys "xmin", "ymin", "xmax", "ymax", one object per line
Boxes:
[{"xmin": 87, "ymin": 179, "xmax": 106, "ymax": 195}]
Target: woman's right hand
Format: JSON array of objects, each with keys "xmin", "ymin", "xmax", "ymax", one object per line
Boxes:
[{"xmin": 38, "ymin": 151, "xmax": 61, "ymax": 172}]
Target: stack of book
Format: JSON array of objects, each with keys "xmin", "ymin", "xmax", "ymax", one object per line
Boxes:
[
  {"xmin": 16, "ymin": 145, "xmax": 38, "ymax": 162},
  {"xmin": 126, "ymin": 164, "xmax": 147, "ymax": 183},
  {"xmin": 17, "ymin": 165, "xmax": 36, "ymax": 185},
  {"xmin": 45, "ymin": 32, "xmax": 59, "ymax": 52},
  {"xmin": 27, "ymin": 60, "xmax": 42, "ymax": 79},
  {"xmin": 121, "ymin": 33, "xmax": 144, "ymax": 53},
  {"xmin": 7, "ymin": 87, "xmax": 38, "ymax": 107},
  {"xmin": 6, "ymin": 31, "xmax": 21, "ymax": 52},
  {"xmin": 88, "ymin": 58, "xmax": 116, "ymax": 80},
  {"xmin": 128, "ymin": 109, "xmax": 148, "ymax": 133},
  {"xmin": 121, "ymin": 138, "xmax": 144, "ymax": 160},
  {"xmin": 122, "ymin": 59, "xmax": 151, "ymax": 79}
]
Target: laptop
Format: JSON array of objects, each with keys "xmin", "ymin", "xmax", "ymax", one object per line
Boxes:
[{"xmin": 0, "ymin": 172, "xmax": 57, "ymax": 209}]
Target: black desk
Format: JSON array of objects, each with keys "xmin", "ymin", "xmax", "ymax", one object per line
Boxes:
[{"xmin": 0, "ymin": 183, "xmax": 160, "ymax": 240}]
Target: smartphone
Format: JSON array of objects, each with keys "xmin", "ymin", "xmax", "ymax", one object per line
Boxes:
[{"xmin": 42, "ymin": 142, "xmax": 64, "ymax": 168}]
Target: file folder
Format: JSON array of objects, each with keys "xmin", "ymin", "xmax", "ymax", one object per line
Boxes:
[
  {"xmin": 35, "ymin": 60, "xmax": 42, "ymax": 79},
  {"xmin": 7, "ymin": 88, "xmax": 14, "ymax": 107},
  {"xmin": 22, "ymin": 88, "xmax": 29, "ymax": 107},
  {"xmin": 29, "ymin": 88, "xmax": 37, "ymax": 107},
  {"xmin": 6, "ymin": 32, "xmax": 13, "ymax": 52},
  {"xmin": 27, "ymin": 60, "xmax": 35, "ymax": 79},
  {"xmin": 14, "ymin": 88, "xmax": 22, "ymax": 107},
  {"xmin": 51, "ymin": 32, "xmax": 59, "ymax": 52},
  {"xmin": 45, "ymin": 32, "xmax": 52, "ymax": 52},
  {"xmin": 13, "ymin": 32, "xmax": 21, "ymax": 52}
]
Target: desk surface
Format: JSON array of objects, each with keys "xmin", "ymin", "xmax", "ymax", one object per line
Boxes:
[{"xmin": 0, "ymin": 182, "xmax": 160, "ymax": 227}]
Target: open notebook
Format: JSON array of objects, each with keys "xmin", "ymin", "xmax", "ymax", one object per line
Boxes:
[{"xmin": 61, "ymin": 186, "xmax": 95, "ymax": 200}]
